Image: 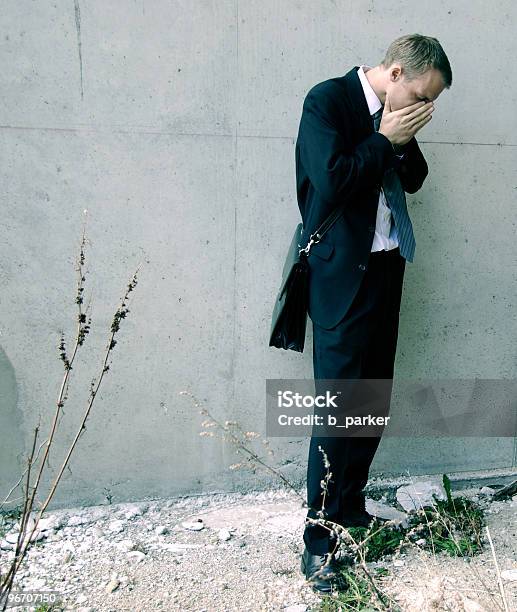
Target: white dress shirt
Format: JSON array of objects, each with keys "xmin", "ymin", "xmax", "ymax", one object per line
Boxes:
[{"xmin": 357, "ymin": 64, "xmax": 399, "ymax": 252}]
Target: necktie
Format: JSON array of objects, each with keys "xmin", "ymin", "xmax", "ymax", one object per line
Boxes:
[{"xmin": 372, "ymin": 107, "xmax": 416, "ymax": 262}]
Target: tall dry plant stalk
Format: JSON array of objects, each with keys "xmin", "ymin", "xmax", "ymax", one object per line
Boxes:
[
  {"xmin": 0, "ymin": 214, "xmax": 140, "ymax": 611},
  {"xmin": 181, "ymin": 390, "xmax": 306, "ymax": 504}
]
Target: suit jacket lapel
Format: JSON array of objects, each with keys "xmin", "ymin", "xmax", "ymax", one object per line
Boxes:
[{"xmin": 339, "ymin": 66, "xmax": 374, "ymax": 135}]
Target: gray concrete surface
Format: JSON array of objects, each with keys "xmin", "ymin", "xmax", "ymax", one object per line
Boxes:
[{"xmin": 0, "ymin": 1, "xmax": 516, "ymax": 510}]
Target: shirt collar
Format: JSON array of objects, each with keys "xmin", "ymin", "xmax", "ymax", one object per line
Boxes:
[{"xmin": 357, "ymin": 65, "xmax": 383, "ymax": 116}]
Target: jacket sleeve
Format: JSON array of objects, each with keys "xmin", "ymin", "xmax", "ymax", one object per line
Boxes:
[
  {"xmin": 297, "ymin": 83, "xmax": 396, "ymax": 202},
  {"xmin": 394, "ymin": 136, "xmax": 429, "ymax": 194}
]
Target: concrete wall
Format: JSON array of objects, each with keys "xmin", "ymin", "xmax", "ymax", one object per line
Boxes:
[{"xmin": 1, "ymin": 1, "xmax": 516, "ymax": 510}]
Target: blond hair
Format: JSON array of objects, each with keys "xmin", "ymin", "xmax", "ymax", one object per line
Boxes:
[{"xmin": 381, "ymin": 33, "xmax": 452, "ymax": 88}]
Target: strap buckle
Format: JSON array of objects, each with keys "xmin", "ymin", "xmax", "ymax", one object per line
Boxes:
[{"xmin": 298, "ymin": 232, "xmax": 321, "ymax": 256}]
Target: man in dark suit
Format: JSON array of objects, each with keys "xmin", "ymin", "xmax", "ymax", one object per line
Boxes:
[{"xmin": 296, "ymin": 34, "xmax": 452, "ymax": 592}]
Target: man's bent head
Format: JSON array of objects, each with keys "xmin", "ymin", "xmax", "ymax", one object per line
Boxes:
[{"xmin": 368, "ymin": 33, "xmax": 452, "ymax": 111}]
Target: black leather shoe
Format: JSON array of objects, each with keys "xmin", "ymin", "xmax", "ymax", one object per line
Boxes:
[{"xmin": 300, "ymin": 546, "xmax": 339, "ymax": 593}]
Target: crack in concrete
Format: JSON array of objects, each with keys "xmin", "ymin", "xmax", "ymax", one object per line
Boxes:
[
  {"xmin": 0, "ymin": 123, "xmax": 515, "ymax": 148},
  {"xmin": 73, "ymin": 0, "xmax": 84, "ymax": 100}
]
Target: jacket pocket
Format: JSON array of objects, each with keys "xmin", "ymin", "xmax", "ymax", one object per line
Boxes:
[{"xmin": 309, "ymin": 241, "xmax": 334, "ymax": 260}]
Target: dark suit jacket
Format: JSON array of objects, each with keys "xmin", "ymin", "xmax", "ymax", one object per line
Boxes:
[{"xmin": 295, "ymin": 65, "xmax": 429, "ymax": 330}]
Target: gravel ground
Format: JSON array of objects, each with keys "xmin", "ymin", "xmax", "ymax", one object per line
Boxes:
[{"xmin": 1, "ymin": 486, "xmax": 516, "ymax": 611}]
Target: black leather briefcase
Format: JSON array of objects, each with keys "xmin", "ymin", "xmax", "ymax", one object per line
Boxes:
[{"xmin": 269, "ymin": 202, "xmax": 346, "ymax": 352}]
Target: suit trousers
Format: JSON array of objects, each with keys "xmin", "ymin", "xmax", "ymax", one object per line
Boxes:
[{"xmin": 303, "ymin": 246, "xmax": 406, "ymax": 555}]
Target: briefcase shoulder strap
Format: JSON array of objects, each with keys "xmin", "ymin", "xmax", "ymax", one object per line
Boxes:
[{"xmin": 299, "ymin": 203, "xmax": 346, "ymax": 256}]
